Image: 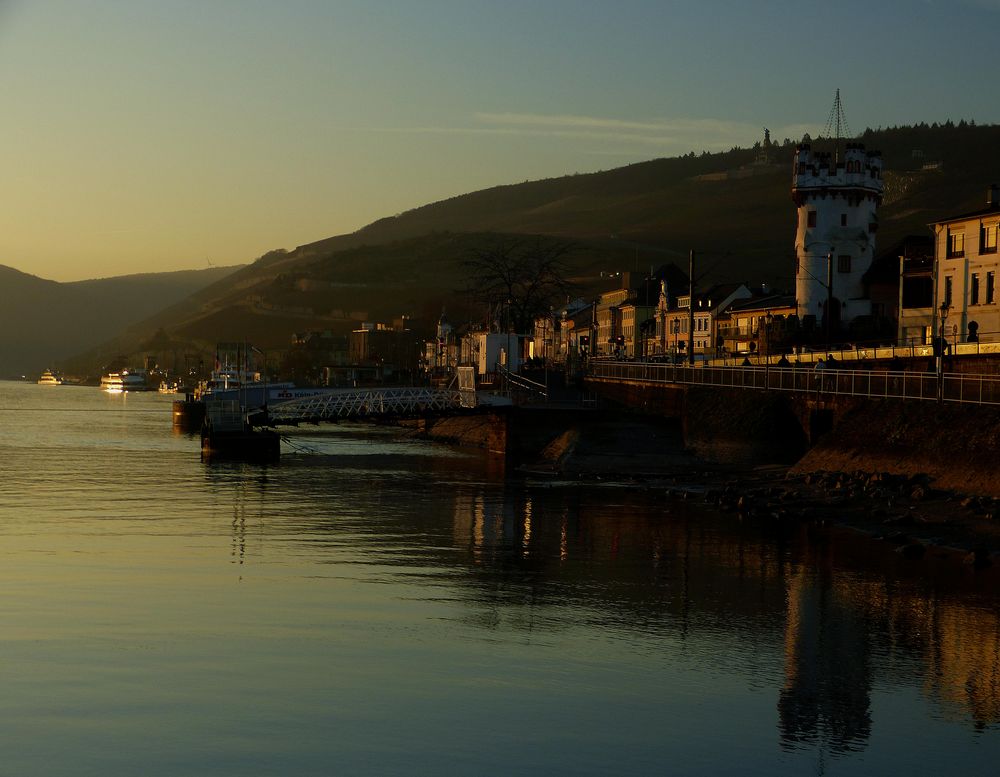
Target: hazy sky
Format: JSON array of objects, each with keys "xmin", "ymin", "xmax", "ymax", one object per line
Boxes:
[{"xmin": 0, "ymin": 0, "xmax": 996, "ymax": 281}]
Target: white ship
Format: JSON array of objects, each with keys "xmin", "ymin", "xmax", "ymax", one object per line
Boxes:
[
  {"xmin": 100, "ymin": 371, "xmax": 150, "ymax": 393},
  {"xmin": 37, "ymin": 370, "xmax": 64, "ymax": 385}
]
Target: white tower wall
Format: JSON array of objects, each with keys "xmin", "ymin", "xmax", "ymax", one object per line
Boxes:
[{"xmin": 793, "ymin": 142, "xmax": 883, "ymax": 332}]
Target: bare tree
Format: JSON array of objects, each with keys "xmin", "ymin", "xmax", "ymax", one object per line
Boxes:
[{"xmin": 462, "ymin": 235, "xmax": 575, "ymax": 333}]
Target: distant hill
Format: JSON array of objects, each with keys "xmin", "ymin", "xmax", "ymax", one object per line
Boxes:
[
  {"xmin": 0, "ymin": 264, "xmax": 241, "ymax": 377},
  {"xmin": 70, "ymin": 122, "xmax": 1000, "ymax": 370}
]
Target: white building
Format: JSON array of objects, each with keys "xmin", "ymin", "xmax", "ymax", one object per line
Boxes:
[
  {"xmin": 793, "ymin": 141, "xmax": 884, "ymax": 334},
  {"xmin": 469, "ymin": 332, "xmax": 521, "ymax": 376}
]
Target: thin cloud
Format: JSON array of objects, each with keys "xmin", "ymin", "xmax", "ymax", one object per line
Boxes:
[
  {"xmin": 357, "ymin": 124, "xmax": 681, "ymax": 147},
  {"xmin": 473, "ymin": 112, "xmax": 822, "ymax": 151},
  {"xmin": 474, "ymin": 112, "xmax": 675, "ymax": 133},
  {"xmin": 347, "ymin": 113, "xmax": 823, "ymax": 155}
]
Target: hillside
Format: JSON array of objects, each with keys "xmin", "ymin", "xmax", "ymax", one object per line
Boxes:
[
  {"xmin": 0, "ymin": 264, "xmax": 241, "ymax": 376},
  {"xmin": 71, "ymin": 122, "xmax": 1000, "ymax": 370}
]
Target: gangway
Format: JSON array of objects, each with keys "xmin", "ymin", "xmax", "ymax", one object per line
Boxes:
[{"xmin": 261, "ymin": 386, "xmax": 472, "ymax": 424}]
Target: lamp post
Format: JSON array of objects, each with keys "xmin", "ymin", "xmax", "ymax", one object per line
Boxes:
[
  {"xmin": 250, "ymin": 345, "xmax": 268, "ymax": 425},
  {"xmin": 826, "ymin": 251, "xmax": 834, "ymax": 344},
  {"xmin": 937, "ymin": 301, "xmax": 949, "ymax": 402},
  {"xmin": 688, "ymin": 249, "xmax": 695, "ymax": 366},
  {"xmin": 505, "ymin": 298, "xmax": 513, "ymax": 378}
]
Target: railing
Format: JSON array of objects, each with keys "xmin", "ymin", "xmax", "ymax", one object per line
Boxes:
[
  {"xmin": 615, "ymin": 338, "xmax": 1000, "ymax": 368},
  {"xmin": 497, "ymin": 364, "xmax": 548, "ymax": 401},
  {"xmin": 265, "ymin": 387, "xmax": 464, "ymax": 423},
  {"xmin": 587, "ymin": 361, "xmax": 1000, "ymax": 406}
]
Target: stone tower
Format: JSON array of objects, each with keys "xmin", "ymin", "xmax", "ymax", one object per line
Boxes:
[{"xmin": 792, "ymin": 141, "xmax": 883, "ymax": 334}]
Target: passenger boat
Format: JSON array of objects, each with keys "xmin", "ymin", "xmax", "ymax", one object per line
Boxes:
[
  {"xmin": 37, "ymin": 370, "xmax": 64, "ymax": 385},
  {"xmin": 100, "ymin": 371, "xmax": 150, "ymax": 393},
  {"xmin": 202, "ymin": 366, "xmax": 260, "ymax": 393}
]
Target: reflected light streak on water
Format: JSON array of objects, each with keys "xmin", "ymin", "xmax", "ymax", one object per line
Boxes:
[{"xmin": 0, "ymin": 381, "xmax": 999, "ymax": 775}]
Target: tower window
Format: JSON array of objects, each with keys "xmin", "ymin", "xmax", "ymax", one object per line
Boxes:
[
  {"xmin": 971, "ymin": 273, "xmax": 980, "ymax": 305},
  {"xmin": 807, "ymin": 211, "xmax": 817, "ymax": 228},
  {"xmin": 837, "ymin": 255, "xmax": 851, "ymax": 273},
  {"xmin": 944, "ymin": 276, "xmax": 953, "ymax": 307},
  {"xmin": 988, "ymin": 272, "xmax": 996, "ymax": 304},
  {"xmin": 982, "ymin": 223, "xmax": 998, "ymax": 254},
  {"xmin": 947, "ymin": 229, "xmax": 965, "ymax": 258},
  {"xmin": 840, "ymin": 214, "xmax": 847, "ymax": 226}
]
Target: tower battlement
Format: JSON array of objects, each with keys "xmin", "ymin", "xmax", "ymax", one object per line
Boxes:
[{"xmin": 792, "ymin": 142, "xmax": 884, "ymax": 200}]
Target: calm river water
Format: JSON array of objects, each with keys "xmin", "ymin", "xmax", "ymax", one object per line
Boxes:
[{"xmin": 0, "ymin": 380, "xmax": 998, "ymax": 775}]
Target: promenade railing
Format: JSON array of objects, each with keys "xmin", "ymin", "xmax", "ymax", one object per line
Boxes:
[{"xmin": 586, "ymin": 361, "xmax": 1000, "ymax": 406}]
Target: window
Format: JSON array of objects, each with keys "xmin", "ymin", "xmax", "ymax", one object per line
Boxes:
[
  {"xmin": 944, "ymin": 276, "xmax": 953, "ymax": 307},
  {"xmin": 947, "ymin": 229, "xmax": 965, "ymax": 258},
  {"xmin": 988, "ymin": 272, "xmax": 996, "ymax": 304},
  {"xmin": 982, "ymin": 223, "xmax": 998, "ymax": 254},
  {"xmin": 840, "ymin": 214, "xmax": 847, "ymax": 226},
  {"xmin": 807, "ymin": 211, "xmax": 817, "ymax": 228},
  {"xmin": 971, "ymin": 273, "xmax": 980, "ymax": 305},
  {"xmin": 837, "ymin": 255, "xmax": 851, "ymax": 273}
]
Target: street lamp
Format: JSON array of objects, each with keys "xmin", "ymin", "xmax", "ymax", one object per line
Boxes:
[
  {"xmin": 825, "ymin": 250, "xmax": 834, "ymax": 343},
  {"xmin": 937, "ymin": 301, "xmax": 949, "ymax": 402},
  {"xmin": 505, "ymin": 298, "xmax": 513, "ymax": 377}
]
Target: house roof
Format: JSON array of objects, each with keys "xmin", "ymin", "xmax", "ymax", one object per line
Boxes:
[
  {"xmin": 687, "ymin": 282, "xmax": 747, "ymax": 309},
  {"xmin": 565, "ymin": 306, "xmax": 594, "ymax": 327},
  {"xmin": 930, "ymin": 202, "xmax": 1000, "ymax": 227},
  {"xmin": 726, "ymin": 294, "xmax": 797, "ymax": 314}
]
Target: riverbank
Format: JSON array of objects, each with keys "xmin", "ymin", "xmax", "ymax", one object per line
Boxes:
[{"xmin": 402, "ymin": 405, "xmax": 1000, "ymax": 568}]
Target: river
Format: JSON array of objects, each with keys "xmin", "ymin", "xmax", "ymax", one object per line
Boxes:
[{"xmin": 0, "ymin": 381, "xmax": 997, "ymax": 775}]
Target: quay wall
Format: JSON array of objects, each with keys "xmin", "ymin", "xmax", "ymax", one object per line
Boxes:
[
  {"xmin": 400, "ymin": 379, "xmax": 1000, "ymax": 498},
  {"xmin": 788, "ymin": 400, "xmax": 1000, "ymax": 496},
  {"xmin": 401, "ymin": 408, "xmax": 598, "ymax": 461},
  {"xmin": 585, "ymin": 377, "xmax": 809, "ymax": 463},
  {"xmin": 585, "ymin": 376, "xmax": 1000, "ymax": 498},
  {"xmin": 400, "ymin": 406, "xmax": 684, "ymax": 475}
]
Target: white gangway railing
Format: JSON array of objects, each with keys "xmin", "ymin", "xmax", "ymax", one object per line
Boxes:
[{"xmin": 264, "ymin": 387, "xmax": 466, "ymax": 424}]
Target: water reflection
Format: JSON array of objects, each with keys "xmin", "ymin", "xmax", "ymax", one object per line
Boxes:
[
  {"xmin": 3, "ymin": 379, "xmax": 1000, "ymax": 773},
  {"xmin": 779, "ymin": 567, "xmax": 872, "ymax": 754},
  {"xmin": 232, "ymin": 461, "xmax": 1000, "ymax": 759}
]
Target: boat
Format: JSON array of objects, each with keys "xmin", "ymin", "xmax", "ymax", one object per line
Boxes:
[
  {"xmin": 100, "ymin": 371, "xmax": 150, "ymax": 393},
  {"xmin": 200, "ymin": 366, "xmax": 261, "ymax": 394},
  {"xmin": 37, "ymin": 370, "xmax": 64, "ymax": 385},
  {"xmin": 158, "ymin": 380, "xmax": 182, "ymax": 394}
]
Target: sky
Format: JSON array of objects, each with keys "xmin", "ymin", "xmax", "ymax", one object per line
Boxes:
[{"xmin": 0, "ymin": 0, "xmax": 997, "ymax": 282}]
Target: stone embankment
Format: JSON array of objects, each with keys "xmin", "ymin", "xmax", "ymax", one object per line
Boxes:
[
  {"xmin": 790, "ymin": 399, "xmax": 1000, "ymax": 497},
  {"xmin": 401, "ymin": 389, "xmax": 1000, "ymax": 564}
]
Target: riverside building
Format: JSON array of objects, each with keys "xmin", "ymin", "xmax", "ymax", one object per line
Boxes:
[{"xmin": 931, "ymin": 185, "xmax": 1000, "ymax": 345}]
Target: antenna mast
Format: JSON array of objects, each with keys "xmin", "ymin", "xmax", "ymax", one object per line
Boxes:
[{"xmin": 822, "ymin": 88, "xmax": 853, "ymax": 162}]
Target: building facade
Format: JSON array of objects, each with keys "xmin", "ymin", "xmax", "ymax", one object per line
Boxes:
[
  {"xmin": 932, "ymin": 185, "xmax": 1000, "ymax": 345},
  {"xmin": 716, "ymin": 295, "xmax": 797, "ymax": 356}
]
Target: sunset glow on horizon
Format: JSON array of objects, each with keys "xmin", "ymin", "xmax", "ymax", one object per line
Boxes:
[{"xmin": 0, "ymin": 0, "xmax": 996, "ymax": 282}]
